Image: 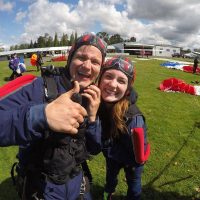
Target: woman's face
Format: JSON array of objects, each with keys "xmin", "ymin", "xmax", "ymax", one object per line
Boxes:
[{"xmin": 99, "ymin": 69, "xmax": 128, "ymax": 103}]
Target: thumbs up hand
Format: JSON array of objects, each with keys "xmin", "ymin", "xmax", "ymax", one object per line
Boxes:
[{"xmin": 45, "ymin": 81, "xmax": 87, "ymax": 134}]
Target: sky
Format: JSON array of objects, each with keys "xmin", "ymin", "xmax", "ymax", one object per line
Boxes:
[{"xmin": 1, "ymin": 0, "xmax": 200, "ymax": 50}]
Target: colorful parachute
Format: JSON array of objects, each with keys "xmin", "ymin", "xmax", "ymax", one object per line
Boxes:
[
  {"xmin": 30, "ymin": 53, "xmax": 37, "ymax": 66},
  {"xmin": 159, "ymin": 78, "xmax": 200, "ymax": 95},
  {"xmin": 16, "ymin": 63, "xmax": 26, "ymax": 74},
  {"xmin": 160, "ymin": 61, "xmax": 200, "ymax": 73}
]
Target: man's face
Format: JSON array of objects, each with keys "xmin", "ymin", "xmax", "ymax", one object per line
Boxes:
[{"xmin": 69, "ymin": 45, "xmax": 102, "ymax": 88}]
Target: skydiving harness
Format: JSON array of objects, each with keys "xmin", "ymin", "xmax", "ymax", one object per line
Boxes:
[{"xmin": 11, "ymin": 65, "xmax": 91, "ymax": 200}]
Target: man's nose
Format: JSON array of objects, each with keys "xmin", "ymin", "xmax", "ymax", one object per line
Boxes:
[{"xmin": 82, "ymin": 60, "xmax": 91, "ymax": 69}]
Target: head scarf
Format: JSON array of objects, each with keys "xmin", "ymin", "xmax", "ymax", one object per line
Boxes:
[{"xmin": 65, "ymin": 33, "xmax": 107, "ymax": 78}]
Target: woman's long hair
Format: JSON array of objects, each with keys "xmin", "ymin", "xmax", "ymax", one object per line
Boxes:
[
  {"xmin": 111, "ymin": 76, "xmax": 135, "ymax": 138},
  {"xmin": 99, "ymin": 56, "xmax": 135, "ymax": 138}
]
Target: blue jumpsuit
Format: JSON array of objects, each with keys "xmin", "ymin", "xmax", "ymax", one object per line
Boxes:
[
  {"xmin": 100, "ymin": 95, "xmax": 148, "ymax": 200},
  {"xmin": 0, "ymin": 75, "xmax": 101, "ymax": 200}
]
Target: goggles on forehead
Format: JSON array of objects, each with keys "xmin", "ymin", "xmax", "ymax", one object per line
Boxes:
[{"xmin": 103, "ymin": 56, "xmax": 134, "ymax": 79}]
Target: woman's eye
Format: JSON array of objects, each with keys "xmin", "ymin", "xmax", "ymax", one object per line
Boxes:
[{"xmin": 119, "ymin": 79, "xmax": 127, "ymax": 84}]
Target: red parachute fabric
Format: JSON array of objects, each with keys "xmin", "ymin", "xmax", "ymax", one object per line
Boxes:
[
  {"xmin": 51, "ymin": 55, "xmax": 67, "ymax": 62},
  {"xmin": 159, "ymin": 78, "xmax": 195, "ymax": 95},
  {"xmin": 0, "ymin": 75, "xmax": 36, "ymax": 98},
  {"xmin": 182, "ymin": 65, "xmax": 200, "ymax": 73}
]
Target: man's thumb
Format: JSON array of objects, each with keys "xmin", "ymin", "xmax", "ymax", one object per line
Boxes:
[{"xmin": 69, "ymin": 81, "xmax": 80, "ymax": 96}]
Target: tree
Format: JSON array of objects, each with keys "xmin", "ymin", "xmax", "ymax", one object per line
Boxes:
[
  {"xmin": 96, "ymin": 32, "xmax": 109, "ymax": 44},
  {"xmin": 33, "ymin": 41, "xmax": 38, "ymax": 48},
  {"xmin": 69, "ymin": 33, "xmax": 75, "ymax": 45},
  {"xmin": 129, "ymin": 36, "xmax": 136, "ymax": 42},
  {"xmin": 46, "ymin": 36, "xmax": 53, "ymax": 47},
  {"xmin": 29, "ymin": 40, "xmax": 34, "ymax": 48},
  {"xmin": 74, "ymin": 32, "xmax": 78, "ymax": 41},
  {"xmin": 60, "ymin": 33, "xmax": 68, "ymax": 46},
  {"xmin": 37, "ymin": 36, "xmax": 46, "ymax": 48},
  {"xmin": 10, "ymin": 46, "xmax": 14, "ymax": 51},
  {"xmin": 109, "ymin": 34, "xmax": 123, "ymax": 44},
  {"xmin": 53, "ymin": 33, "xmax": 59, "ymax": 47}
]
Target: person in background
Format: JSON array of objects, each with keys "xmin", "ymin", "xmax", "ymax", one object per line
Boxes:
[
  {"xmin": 8, "ymin": 53, "xmax": 22, "ymax": 80},
  {"xmin": 98, "ymin": 56, "xmax": 150, "ymax": 200},
  {"xmin": 193, "ymin": 56, "xmax": 199, "ymax": 74},
  {"xmin": 0, "ymin": 33, "xmax": 107, "ymax": 200},
  {"xmin": 36, "ymin": 51, "xmax": 44, "ymax": 71}
]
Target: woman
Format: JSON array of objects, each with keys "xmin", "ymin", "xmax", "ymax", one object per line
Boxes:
[{"xmin": 98, "ymin": 56, "xmax": 150, "ymax": 200}]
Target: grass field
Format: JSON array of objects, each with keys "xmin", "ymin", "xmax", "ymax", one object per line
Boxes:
[{"xmin": 0, "ymin": 56, "xmax": 200, "ymax": 200}]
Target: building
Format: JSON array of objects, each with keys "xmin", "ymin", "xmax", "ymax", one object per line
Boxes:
[
  {"xmin": 0, "ymin": 43, "xmax": 181, "ymax": 61},
  {"xmin": 112, "ymin": 42, "xmax": 181, "ymax": 57},
  {"xmin": 0, "ymin": 46, "xmax": 71, "ymax": 61}
]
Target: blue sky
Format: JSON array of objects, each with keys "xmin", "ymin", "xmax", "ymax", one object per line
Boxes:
[{"xmin": 1, "ymin": 0, "xmax": 200, "ymax": 50}]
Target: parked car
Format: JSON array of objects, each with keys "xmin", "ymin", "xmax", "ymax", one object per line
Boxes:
[
  {"xmin": 183, "ymin": 53, "xmax": 196, "ymax": 59},
  {"xmin": 171, "ymin": 53, "xmax": 183, "ymax": 58}
]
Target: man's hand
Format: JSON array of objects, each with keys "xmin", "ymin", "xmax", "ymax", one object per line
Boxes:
[
  {"xmin": 45, "ymin": 81, "xmax": 87, "ymax": 134},
  {"xmin": 82, "ymin": 84, "xmax": 101, "ymax": 122}
]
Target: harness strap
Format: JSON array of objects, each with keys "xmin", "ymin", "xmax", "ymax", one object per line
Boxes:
[{"xmin": 43, "ymin": 75, "xmax": 58, "ymax": 102}]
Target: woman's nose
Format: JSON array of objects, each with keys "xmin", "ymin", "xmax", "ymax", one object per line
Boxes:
[{"xmin": 109, "ymin": 79, "xmax": 117, "ymax": 88}]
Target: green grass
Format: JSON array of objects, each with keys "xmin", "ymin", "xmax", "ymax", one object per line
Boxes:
[{"xmin": 0, "ymin": 57, "xmax": 200, "ymax": 200}]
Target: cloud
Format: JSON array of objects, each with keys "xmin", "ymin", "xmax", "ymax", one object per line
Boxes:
[
  {"xmin": 16, "ymin": 11, "xmax": 27, "ymax": 22},
  {"xmin": 0, "ymin": 0, "xmax": 14, "ymax": 11},
  {"xmin": 15, "ymin": 0, "xmax": 200, "ymax": 49},
  {"xmin": 125, "ymin": 0, "xmax": 200, "ymax": 47}
]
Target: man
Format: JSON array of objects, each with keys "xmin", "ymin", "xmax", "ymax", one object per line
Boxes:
[
  {"xmin": 36, "ymin": 51, "xmax": 44, "ymax": 71},
  {"xmin": 193, "ymin": 56, "xmax": 199, "ymax": 74},
  {"xmin": 8, "ymin": 53, "xmax": 22, "ymax": 80},
  {"xmin": 0, "ymin": 33, "xmax": 107, "ymax": 200}
]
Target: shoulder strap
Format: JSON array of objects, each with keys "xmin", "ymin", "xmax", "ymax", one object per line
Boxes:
[
  {"xmin": 125, "ymin": 104, "xmax": 143, "ymax": 118},
  {"xmin": 43, "ymin": 75, "xmax": 58, "ymax": 102},
  {"xmin": 125, "ymin": 104, "xmax": 145, "ymax": 124},
  {"xmin": 0, "ymin": 74, "xmax": 36, "ymax": 99},
  {"xmin": 41, "ymin": 65, "xmax": 65, "ymax": 102}
]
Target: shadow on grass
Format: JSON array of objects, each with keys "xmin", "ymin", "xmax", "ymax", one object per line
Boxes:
[
  {"xmin": 0, "ymin": 177, "xmax": 198, "ymax": 200},
  {"xmin": 0, "ymin": 177, "xmax": 19, "ymax": 200},
  {"xmin": 91, "ymin": 183, "xmax": 196, "ymax": 200},
  {"xmin": 3, "ymin": 77, "xmax": 10, "ymax": 82},
  {"xmin": 25, "ymin": 69, "xmax": 37, "ymax": 72}
]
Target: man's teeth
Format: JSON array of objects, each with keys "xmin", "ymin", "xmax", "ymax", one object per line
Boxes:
[{"xmin": 78, "ymin": 72, "xmax": 90, "ymax": 77}]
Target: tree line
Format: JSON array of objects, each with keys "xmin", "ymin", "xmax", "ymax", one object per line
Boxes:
[{"xmin": 9, "ymin": 32, "xmax": 136, "ymax": 51}]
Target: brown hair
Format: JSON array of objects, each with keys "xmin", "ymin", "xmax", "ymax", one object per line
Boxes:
[{"xmin": 111, "ymin": 77, "xmax": 135, "ymax": 137}]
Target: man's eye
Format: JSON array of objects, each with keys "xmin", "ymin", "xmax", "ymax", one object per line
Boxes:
[
  {"xmin": 77, "ymin": 56, "xmax": 85, "ymax": 61},
  {"xmin": 92, "ymin": 60, "xmax": 101, "ymax": 66},
  {"xmin": 105, "ymin": 75, "xmax": 112, "ymax": 79}
]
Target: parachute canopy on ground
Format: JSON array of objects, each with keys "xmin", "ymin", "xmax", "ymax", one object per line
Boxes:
[
  {"xmin": 159, "ymin": 78, "xmax": 200, "ymax": 95},
  {"xmin": 160, "ymin": 61, "xmax": 200, "ymax": 73}
]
